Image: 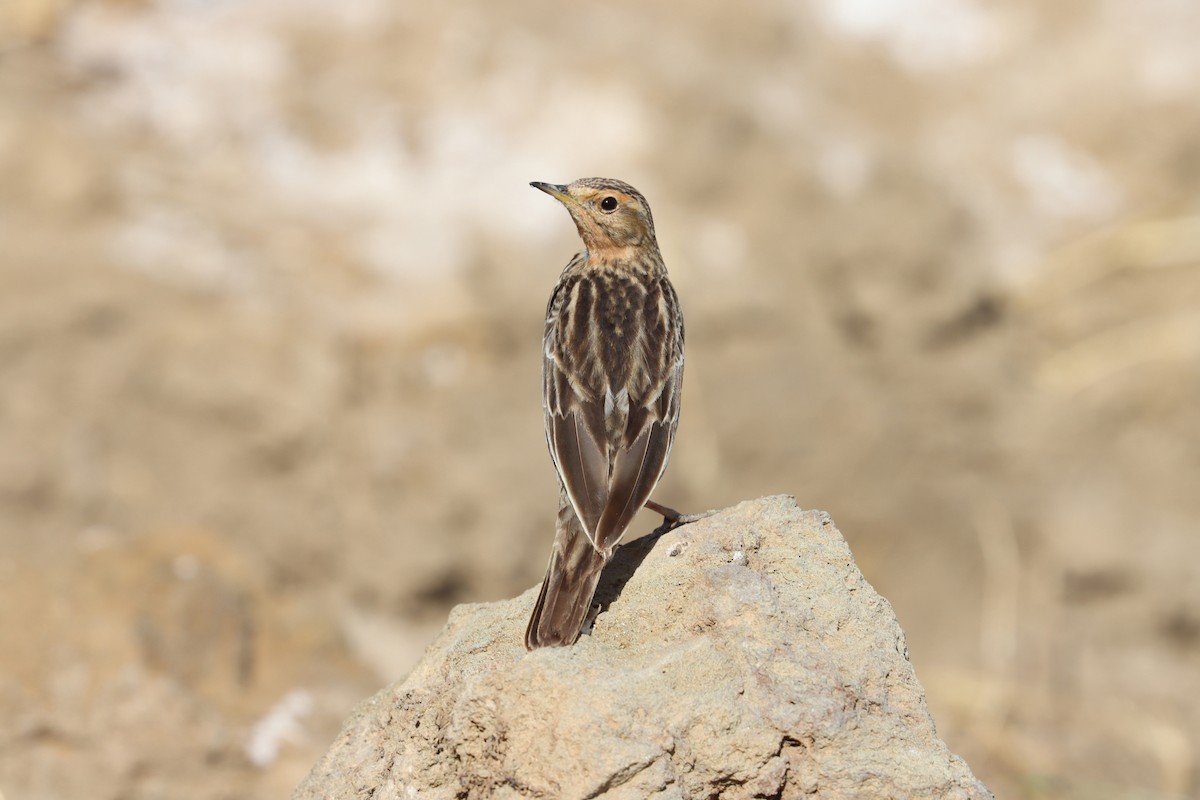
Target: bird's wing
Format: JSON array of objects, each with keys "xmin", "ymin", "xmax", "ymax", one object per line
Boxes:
[
  {"xmin": 591, "ymin": 296, "xmax": 684, "ymax": 551},
  {"xmin": 547, "ymin": 410, "xmax": 608, "ymax": 543},
  {"xmin": 544, "ymin": 273, "xmax": 684, "ymax": 553},
  {"xmin": 544, "ymin": 271, "xmax": 610, "ymax": 546}
]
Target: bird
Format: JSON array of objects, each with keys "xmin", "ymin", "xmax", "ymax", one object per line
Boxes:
[{"xmin": 525, "ymin": 177, "xmax": 685, "ymax": 649}]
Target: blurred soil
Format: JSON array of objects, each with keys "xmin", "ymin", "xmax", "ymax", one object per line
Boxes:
[{"xmin": 1, "ymin": 1, "xmax": 1199, "ymax": 798}]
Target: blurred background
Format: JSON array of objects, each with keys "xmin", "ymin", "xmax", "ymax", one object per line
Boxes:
[{"xmin": 1, "ymin": 0, "xmax": 1198, "ymax": 797}]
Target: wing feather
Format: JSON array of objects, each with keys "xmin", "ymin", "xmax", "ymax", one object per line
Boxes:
[
  {"xmin": 543, "ymin": 267, "xmax": 683, "ymax": 554},
  {"xmin": 549, "ymin": 410, "xmax": 608, "ymax": 544},
  {"xmin": 593, "ymin": 420, "xmax": 667, "ymax": 550}
]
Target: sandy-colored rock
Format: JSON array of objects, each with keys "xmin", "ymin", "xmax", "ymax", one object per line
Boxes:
[{"xmin": 294, "ymin": 496, "xmax": 992, "ymax": 799}]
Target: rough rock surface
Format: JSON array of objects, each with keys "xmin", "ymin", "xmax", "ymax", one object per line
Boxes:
[{"xmin": 294, "ymin": 496, "xmax": 992, "ymax": 799}]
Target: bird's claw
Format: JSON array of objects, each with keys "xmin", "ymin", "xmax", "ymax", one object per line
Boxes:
[{"xmin": 645, "ymin": 500, "xmax": 717, "ymax": 533}]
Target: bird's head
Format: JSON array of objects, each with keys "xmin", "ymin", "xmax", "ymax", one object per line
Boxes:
[{"xmin": 530, "ymin": 177, "xmax": 658, "ymax": 254}]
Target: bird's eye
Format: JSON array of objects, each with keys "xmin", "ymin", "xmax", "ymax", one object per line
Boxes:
[{"xmin": 599, "ymin": 196, "xmax": 618, "ymax": 212}]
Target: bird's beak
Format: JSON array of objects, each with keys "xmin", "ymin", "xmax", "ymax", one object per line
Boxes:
[{"xmin": 530, "ymin": 181, "xmax": 575, "ymax": 206}]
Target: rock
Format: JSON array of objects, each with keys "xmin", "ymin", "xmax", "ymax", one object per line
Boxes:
[{"xmin": 293, "ymin": 496, "xmax": 992, "ymax": 799}]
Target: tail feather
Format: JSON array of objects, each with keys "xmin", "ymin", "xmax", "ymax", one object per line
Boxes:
[{"xmin": 525, "ymin": 492, "xmax": 610, "ymax": 649}]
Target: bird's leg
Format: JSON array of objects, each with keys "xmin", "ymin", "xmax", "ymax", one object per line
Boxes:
[
  {"xmin": 580, "ymin": 602, "xmax": 603, "ymax": 636},
  {"xmin": 645, "ymin": 499, "xmax": 717, "ymax": 531}
]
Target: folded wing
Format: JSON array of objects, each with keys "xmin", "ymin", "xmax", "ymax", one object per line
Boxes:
[{"xmin": 544, "ymin": 273, "xmax": 684, "ymax": 553}]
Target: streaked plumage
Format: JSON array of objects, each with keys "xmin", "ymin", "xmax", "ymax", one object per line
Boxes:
[{"xmin": 525, "ymin": 177, "xmax": 684, "ymax": 649}]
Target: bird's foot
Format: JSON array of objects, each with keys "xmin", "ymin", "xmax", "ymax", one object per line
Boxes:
[
  {"xmin": 580, "ymin": 602, "xmax": 603, "ymax": 636},
  {"xmin": 645, "ymin": 500, "xmax": 718, "ymax": 533}
]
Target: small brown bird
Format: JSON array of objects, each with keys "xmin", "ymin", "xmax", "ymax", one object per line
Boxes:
[{"xmin": 525, "ymin": 177, "xmax": 685, "ymax": 649}]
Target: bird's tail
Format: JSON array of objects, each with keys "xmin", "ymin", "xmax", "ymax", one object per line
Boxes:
[{"xmin": 525, "ymin": 491, "xmax": 610, "ymax": 649}]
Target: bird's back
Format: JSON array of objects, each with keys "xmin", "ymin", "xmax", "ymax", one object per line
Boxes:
[{"xmin": 544, "ymin": 254, "xmax": 682, "ymax": 457}]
